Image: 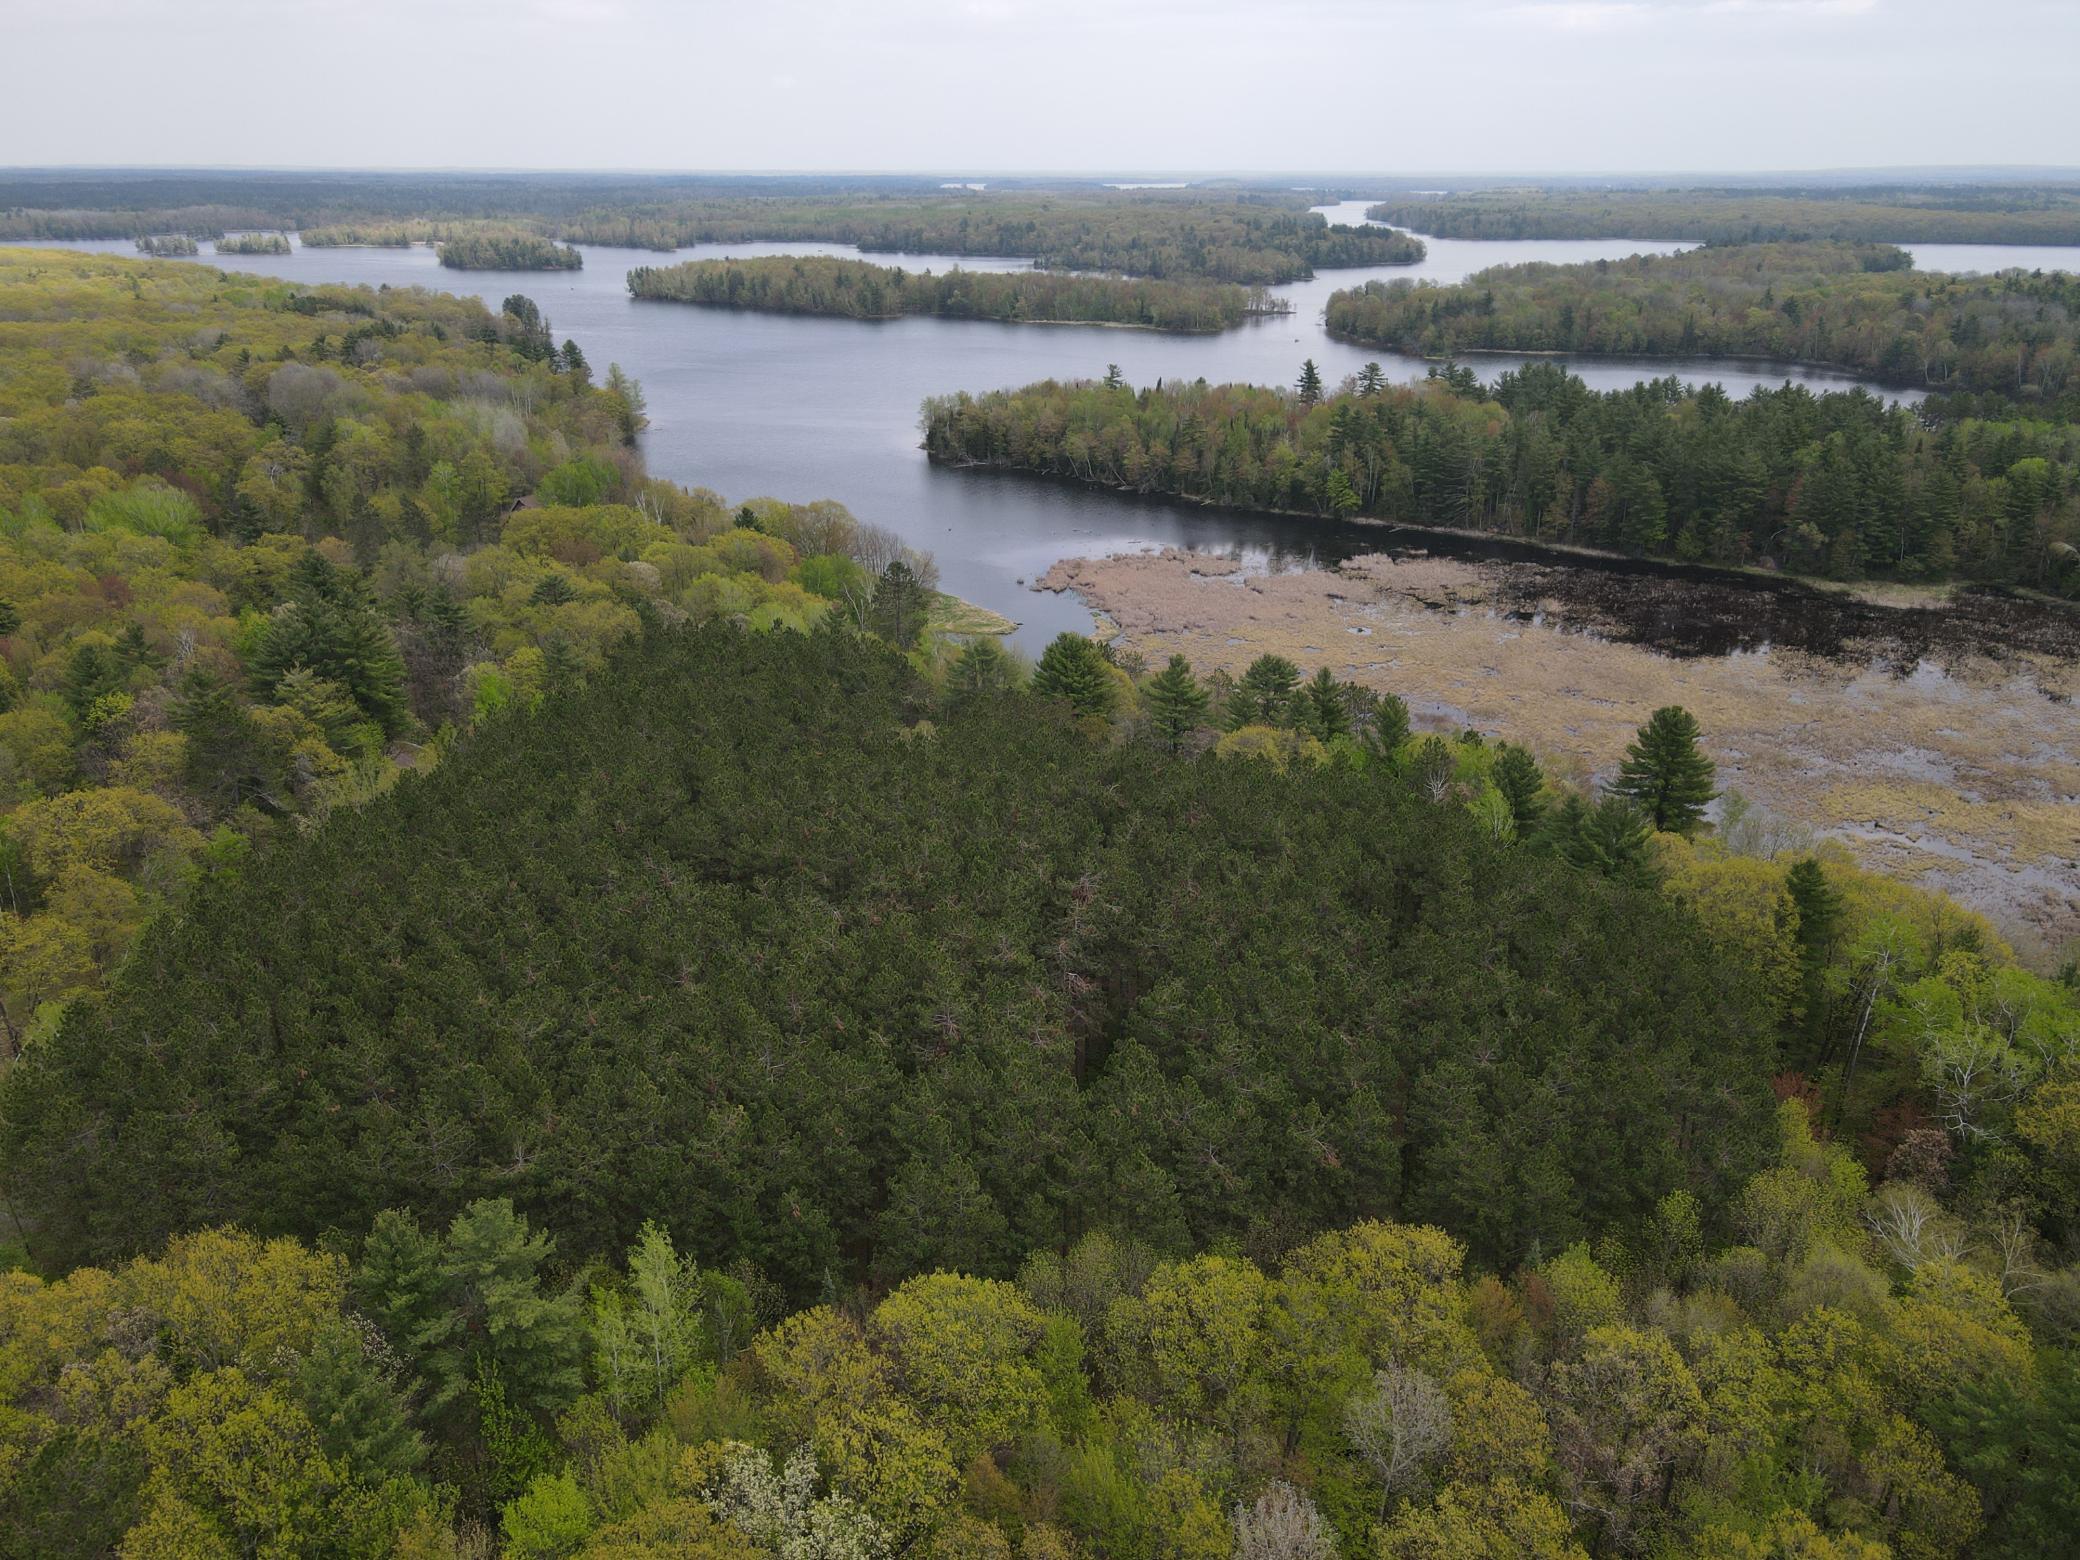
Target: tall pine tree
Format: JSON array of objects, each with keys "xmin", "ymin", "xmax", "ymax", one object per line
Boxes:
[
  {"xmin": 1144, "ymin": 654, "xmax": 1209, "ymax": 749},
  {"xmin": 1613, "ymin": 705, "xmax": 1716, "ymax": 834}
]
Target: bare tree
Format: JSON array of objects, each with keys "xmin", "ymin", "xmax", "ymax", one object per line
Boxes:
[
  {"xmin": 1343, "ymin": 1364, "xmax": 1450, "ymax": 1516},
  {"xmin": 1865, "ymin": 1181, "xmax": 1969, "ymax": 1272},
  {"xmin": 1233, "ymin": 1480, "xmax": 1338, "ymax": 1560}
]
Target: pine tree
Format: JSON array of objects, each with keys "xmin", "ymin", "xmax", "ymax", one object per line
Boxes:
[
  {"xmin": 1031, "ymin": 633, "xmax": 1116, "ymax": 719},
  {"xmin": 174, "ymin": 666, "xmax": 269, "ymax": 812},
  {"xmin": 1144, "ymin": 654, "xmax": 1209, "ymax": 749},
  {"xmin": 1230, "ymin": 654, "xmax": 1301, "ymax": 730},
  {"xmin": 1566, "ymin": 795, "xmax": 1658, "ymax": 885},
  {"xmin": 1613, "ymin": 705, "xmax": 1717, "ymax": 835},
  {"xmin": 1299, "ymin": 666, "xmax": 1349, "ymax": 743},
  {"xmin": 1297, "ymin": 359, "xmax": 1324, "ymax": 406},
  {"xmin": 1493, "ymin": 744, "xmax": 1546, "ymax": 832},
  {"xmin": 868, "ymin": 561, "xmax": 929, "ymax": 649},
  {"xmin": 1362, "ymin": 692, "xmax": 1411, "ymax": 764},
  {"xmin": 946, "ymin": 638, "xmax": 1015, "ymax": 707},
  {"xmin": 1784, "ymin": 856, "xmax": 1844, "ymax": 1040}
]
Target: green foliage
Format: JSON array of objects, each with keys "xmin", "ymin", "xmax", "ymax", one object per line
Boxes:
[
  {"xmin": 1327, "ymin": 241, "xmax": 2080, "ymax": 397},
  {"xmin": 921, "ymin": 364, "xmax": 2080, "ymax": 586},
  {"xmin": 1029, "ymin": 631, "xmax": 1117, "ymax": 718},
  {"xmin": 440, "ymin": 231, "xmax": 583, "ymax": 270},
  {"xmin": 3, "ymin": 626, "xmax": 1777, "ymax": 1286},
  {"xmin": 1143, "ymin": 654, "xmax": 1209, "ymax": 748},
  {"xmin": 1614, "ymin": 705, "xmax": 1718, "ymax": 834},
  {"xmin": 629, "ymin": 256, "xmax": 1286, "ymax": 333}
]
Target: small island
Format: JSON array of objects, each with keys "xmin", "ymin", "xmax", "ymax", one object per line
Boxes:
[
  {"xmin": 214, "ymin": 231, "xmax": 292, "ymax": 255},
  {"xmin": 437, "ymin": 232, "xmax": 584, "ymax": 271},
  {"xmin": 627, "ymin": 255, "xmax": 1290, "ymax": 332},
  {"xmin": 133, "ymin": 234, "xmax": 198, "ymax": 256}
]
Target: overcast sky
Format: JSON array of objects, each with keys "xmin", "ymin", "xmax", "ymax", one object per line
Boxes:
[{"xmin": 4, "ymin": 0, "xmax": 2075, "ymax": 176}]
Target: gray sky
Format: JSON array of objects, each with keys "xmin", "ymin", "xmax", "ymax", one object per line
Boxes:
[{"xmin": 4, "ymin": 0, "xmax": 2076, "ymax": 175}]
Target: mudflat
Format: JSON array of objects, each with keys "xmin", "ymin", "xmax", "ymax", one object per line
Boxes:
[{"xmin": 1039, "ymin": 548, "xmax": 2080, "ymax": 955}]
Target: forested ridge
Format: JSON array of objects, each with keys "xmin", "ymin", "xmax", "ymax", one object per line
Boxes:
[
  {"xmin": 922, "ymin": 365, "xmax": 2080, "ymax": 586},
  {"xmin": 0, "ymin": 249, "xmax": 944, "ymax": 1042},
  {"xmin": 626, "ymin": 257, "xmax": 1287, "ymax": 332},
  {"xmin": 1324, "ymin": 243, "xmax": 2080, "ymax": 397},
  {"xmin": 1365, "ymin": 186, "xmax": 2080, "ymax": 245}
]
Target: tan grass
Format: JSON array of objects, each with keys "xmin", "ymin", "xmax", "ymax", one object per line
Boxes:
[{"xmin": 1039, "ymin": 549, "xmax": 2080, "ymax": 948}]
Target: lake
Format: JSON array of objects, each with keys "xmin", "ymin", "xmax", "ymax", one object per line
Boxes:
[{"xmin": 13, "ymin": 214, "xmax": 2068, "ymax": 651}]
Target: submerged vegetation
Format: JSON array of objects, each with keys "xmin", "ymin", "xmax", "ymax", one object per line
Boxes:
[
  {"xmin": 922, "ymin": 364, "xmax": 2080, "ymax": 587},
  {"xmin": 627, "ymin": 256, "xmax": 1288, "ymax": 332},
  {"xmin": 1324, "ymin": 243, "xmax": 2080, "ymax": 396}
]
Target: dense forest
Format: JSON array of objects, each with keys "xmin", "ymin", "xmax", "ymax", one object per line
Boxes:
[
  {"xmin": 922, "ymin": 366, "xmax": 2080, "ymax": 585},
  {"xmin": 0, "ymin": 249, "xmax": 941, "ymax": 1042},
  {"xmin": 1324, "ymin": 243, "xmax": 2080, "ymax": 397},
  {"xmin": 626, "ymin": 257, "xmax": 1287, "ymax": 332},
  {"xmin": 439, "ymin": 233, "xmax": 584, "ymax": 272},
  {"xmin": 3, "ymin": 619, "xmax": 2078, "ymax": 1556},
  {"xmin": 1366, "ymin": 185, "xmax": 2080, "ymax": 244}
]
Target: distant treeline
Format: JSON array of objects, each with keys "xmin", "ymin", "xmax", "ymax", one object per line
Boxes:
[
  {"xmin": 921, "ymin": 364, "xmax": 2080, "ymax": 586},
  {"xmin": 1368, "ymin": 185, "xmax": 2080, "ymax": 244},
  {"xmin": 212, "ymin": 231, "xmax": 291, "ymax": 254},
  {"xmin": 1325, "ymin": 242, "xmax": 2080, "ymax": 396},
  {"xmin": 437, "ymin": 232, "xmax": 583, "ymax": 271},
  {"xmin": 3, "ymin": 180, "xmax": 1426, "ymax": 284},
  {"xmin": 627, "ymin": 255, "xmax": 1288, "ymax": 331}
]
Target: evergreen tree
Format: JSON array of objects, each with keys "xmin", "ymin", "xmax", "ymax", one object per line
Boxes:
[
  {"xmin": 1362, "ymin": 692, "xmax": 1411, "ymax": 764},
  {"xmin": 247, "ymin": 553, "xmax": 409, "ymax": 736},
  {"xmin": 1030, "ymin": 633, "xmax": 1116, "ymax": 719},
  {"xmin": 292, "ymin": 1319, "xmax": 427, "ymax": 1479},
  {"xmin": 1299, "ymin": 666, "xmax": 1350, "ymax": 743},
  {"xmin": 1144, "ymin": 654, "xmax": 1210, "ymax": 749},
  {"xmin": 1613, "ymin": 705, "xmax": 1717, "ymax": 835},
  {"xmin": 1297, "ymin": 359, "xmax": 1324, "ymax": 406},
  {"xmin": 1565, "ymin": 795, "xmax": 1658, "ymax": 885},
  {"xmin": 868, "ymin": 561, "xmax": 929, "ymax": 650},
  {"xmin": 1230, "ymin": 655, "xmax": 1301, "ymax": 730},
  {"xmin": 1357, "ymin": 362, "xmax": 1385, "ymax": 396},
  {"xmin": 174, "ymin": 666, "xmax": 269, "ymax": 812},
  {"xmin": 945, "ymin": 638, "xmax": 1015, "ymax": 707},
  {"xmin": 1493, "ymin": 744, "xmax": 1547, "ymax": 832},
  {"xmin": 1784, "ymin": 856, "xmax": 1844, "ymax": 1040},
  {"xmin": 1102, "ymin": 364, "xmax": 1124, "ymax": 390}
]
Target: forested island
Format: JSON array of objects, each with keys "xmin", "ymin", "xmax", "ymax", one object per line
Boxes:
[
  {"xmin": 1324, "ymin": 242, "xmax": 2080, "ymax": 396},
  {"xmin": 438, "ymin": 231, "xmax": 583, "ymax": 271},
  {"xmin": 581, "ymin": 195, "xmax": 1423, "ymax": 282},
  {"xmin": 212, "ymin": 231, "xmax": 292, "ymax": 254},
  {"xmin": 923, "ymin": 364, "xmax": 2080, "ymax": 584},
  {"xmin": 626, "ymin": 256, "xmax": 1289, "ymax": 331},
  {"xmin": 131, "ymin": 234, "xmax": 197, "ymax": 257},
  {"xmin": 1367, "ymin": 184, "xmax": 2080, "ymax": 244}
]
